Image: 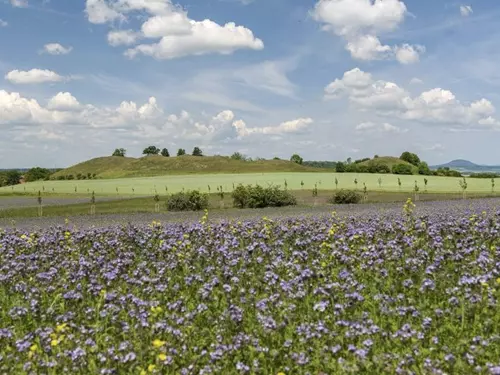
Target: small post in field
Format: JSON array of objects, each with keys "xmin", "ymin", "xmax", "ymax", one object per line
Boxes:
[
  {"xmin": 37, "ymin": 190, "xmax": 43, "ymax": 217},
  {"xmin": 154, "ymin": 193, "xmax": 160, "ymax": 213},
  {"xmin": 90, "ymin": 191, "xmax": 96, "ymax": 215}
]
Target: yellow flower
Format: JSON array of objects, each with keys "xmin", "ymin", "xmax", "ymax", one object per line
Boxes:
[
  {"xmin": 50, "ymin": 339, "xmax": 59, "ymax": 347},
  {"xmin": 21, "ymin": 234, "xmax": 27, "ymax": 240},
  {"xmin": 56, "ymin": 323, "xmax": 68, "ymax": 333},
  {"xmin": 152, "ymin": 339, "xmax": 166, "ymax": 348},
  {"xmin": 158, "ymin": 353, "xmax": 167, "ymax": 361},
  {"xmin": 481, "ymin": 281, "xmax": 488, "ymax": 288},
  {"xmin": 148, "ymin": 364, "xmax": 156, "ymax": 372},
  {"xmin": 29, "ymin": 344, "xmax": 38, "ymax": 352},
  {"xmin": 496, "ymin": 278, "xmax": 500, "ymax": 285},
  {"xmin": 140, "ymin": 371, "xmax": 147, "ymax": 375},
  {"xmin": 151, "ymin": 306, "xmax": 163, "ymax": 315},
  {"xmin": 277, "ymin": 372, "xmax": 286, "ymax": 375}
]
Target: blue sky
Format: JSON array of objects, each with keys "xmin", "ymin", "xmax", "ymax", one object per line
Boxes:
[{"xmin": 1, "ymin": 0, "xmax": 500, "ymax": 168}]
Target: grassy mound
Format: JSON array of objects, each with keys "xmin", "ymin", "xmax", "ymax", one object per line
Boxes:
[
  {"xmin": 51, "ymin": 155, "xmax": 326, "ymax": 179},
  {"xmin": 357, "ymin": 156, "xmax": 418, "ymax": 174}
]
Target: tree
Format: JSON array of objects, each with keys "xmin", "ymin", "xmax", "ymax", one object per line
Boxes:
[
  {"xmin": 5, "ymin": 170, "xmax": 21, "ymax": 186},
  {"xmin": 290, "ymin": 154, "xmax": 303, "ymax": 165},
  {"xmin": 418, "ymin": 161, "xmax": 431, "ymax": 175},
  {"xmin": 392, "ymin": 163, "xmax": 414, "ymax": 175},
  {"xmin": 347, "ymin": 157, "xmax": 352, "ymax": 164},
  {"xmin": 231, "ymin": 152, "xmax": 246, "ymax": 161},
  {"xmin": 400, "ymin": 151, "xmax": 421, "ymax": 166},
  {"xmin": 336, "ymin": 162, "xmax": 346, "ymax": 173},
  {"xmin": 25, "ymin": 167, "xmax": 51, "ymax": 182},
  {"xmin": 177, "ymin": 148, "xmax": 186, "ymax": 156},
  {"xmin": 192, "ymin": 147, "xmax": 203, "ymax": 157},
  {"xmin": 161, "ymin": 148, "xmax": 170, "ymax": 157},
  {"xmin": 143, "ymin": 146, "xmax": 160, "ymax": 155},
  {"xmin": 112, "ymin": 148, "xmax": 126, "ymax": 157}
]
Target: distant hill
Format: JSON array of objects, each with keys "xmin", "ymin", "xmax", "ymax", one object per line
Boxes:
[
  {"xmin": 432, "ymin": 159, "xmax": 500, "ymax": 173},
  {"xmin": 357, "ymin": 156, "xmax": 415, "ymax": 169},
  {"xmin": 51, "ymin": 155, "xmax": 328, "ymax": 179}
]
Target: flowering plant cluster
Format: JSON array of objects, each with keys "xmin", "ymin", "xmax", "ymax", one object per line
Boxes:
[{"xmin": 1, "ymin": 201, "xmax": 500, "ymax": 374}]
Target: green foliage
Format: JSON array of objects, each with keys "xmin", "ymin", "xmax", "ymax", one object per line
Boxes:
[
  {"xmin": 192, "ymin": 147, "xmax": 203, "ymax": 157},
  {"xmin": 232, "ymin": 184, "xmax": 297, "ymax": 209},
  {"xmin": 112, "ymin": 148, "xmax": 126, "ymax": 157},
  {"xmin": 434, "ymin": 167, "xmax": 462, "ymax": 177},
  {"xmin": 303, "ymin": 161, "xmax": 337, "ymax": 169},
  {"xmin": 392, "ymin": 163, "xmax": 414, "ymax": 175},
  {"xmin": 290, "ymin": 154, "xmax": 303, "ymax": 165},
  {"xmin": 161, "ymin": 148, "xmax": 170, "ymax": 157},
  {"xmin": 166, "ymin": 190, "xmax": 209, "ymax": 211},
  {"xmin": 143, "ymin": 146, "xmax": 160, "ymax": 155},
  {"xmin": 230, "ymin": 152, "xmax": 248, "ymax": 161},
  {"xmin": 328, "ymin": 189, "xmax": 362, "ymax": 204},
  {"xmin": 3, "ymin": 170, "xmax": 21, "ymax": 186},
  {"xmin": 418, "ymin": 161, "xmax": 432, "ymax": 175},
  {"xmin": 400, "ymin": 151, "xmax": 421, "ymax": 166},
  {"xmin": 469, "ymin": 172, "xmax": 500, "ymax": 179},
  {"xmin": 335, "ymin": 162, "xmax": 346, "ymax": 173},
  {"xmin": 24, "ymin": 167, "xmax": 52, "ymax": 182},
  {"xmin": 354, "ymin": 158, "xmax": 370, "ymax": 164},
  {"xmin": 177, "ymin": 148, "xmax": 186, "ymax": 156}
]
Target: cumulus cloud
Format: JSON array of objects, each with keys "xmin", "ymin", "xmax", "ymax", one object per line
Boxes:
[
  {"xmin": 42, "ymin": 43, "xmax": 73, "ymax": 55},
  {"xmin": 5, "ymin": 69, "xmax": 67, "ymax": 84},
  {"xmin": 107, "ymin": 30, "xmax": 142, "ymax": 46},
  {"xmin": 10, "ymin": 0, "xmax": 28, "ymax": 7},
  {"xmin": 460, "ymin": 5, "xmax": 473, "ymax": 17},
  {"xmin": 85, "ymin": 0, "xmax": 264, "ymax": 60},
  {"xmin": 326, "ymin": 67, "xmax": 500, "ymax": 129},
  {"xmin": 0, "ymin": 90, "xmax": 312, "ymax": 144},
  {"xmin": 312, "ymin": 0, "xmax": 424, "ymax": 64},
  {"xmin": 355, "ymin": 121, "xmax": 406, "ymax": 133}
]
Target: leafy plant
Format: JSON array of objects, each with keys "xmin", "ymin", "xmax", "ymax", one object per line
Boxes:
[
  {"xmin": 328, "ymin": 189, "xmax": 362, "ymax": 204},
  {"xmin": 232, "ymin": 184, "xmax": 297, "ymax": 209},
  {"xmin": 166, "ymin": 190, "xmax": 209, "ymax": 211}
]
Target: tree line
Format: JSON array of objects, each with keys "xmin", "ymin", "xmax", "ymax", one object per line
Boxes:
[{"xmin": 112, "ymin": 146, "xmax": 203, "ymax": 157}]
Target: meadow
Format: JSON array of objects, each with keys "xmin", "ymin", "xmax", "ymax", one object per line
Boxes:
[
  {"xmin": 0, "ymin": 172, "xmax": 497, "ymax": 196},
  {"xmin": 1, "ymin": 199, "xmax": 500, "ymax": 374}
]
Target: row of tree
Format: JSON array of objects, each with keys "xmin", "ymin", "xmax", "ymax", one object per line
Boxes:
[{"xmin": 112, "ymin": 147, "xmax": 203, "ymax": 157}]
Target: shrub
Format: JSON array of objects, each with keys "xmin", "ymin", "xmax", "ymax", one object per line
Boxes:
[
  {"xmin": 392, "ymin": 163, "xmax": 414, "ymax": 175},
  {"xmin": 328, "ymin": 189, "xmax": 362, "ymax": 204},
  {"xmin": 470, "ymin": 172, "xmax": 499, "ymax": 179},
  {"xmin": 232, "ymin": 184, "xmax": 297, "ymax": 209},
  {"xmin": 166, "ymin": 190, "xmax": 209, "ymax": 211}
]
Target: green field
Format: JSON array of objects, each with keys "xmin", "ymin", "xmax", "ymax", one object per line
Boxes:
[{"xmin": 1, "ymin": 172, "xmax": 497, "ymax": 196}]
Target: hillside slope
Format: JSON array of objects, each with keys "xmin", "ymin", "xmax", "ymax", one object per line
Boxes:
[
  {"xmin": 358, "ymin": 156, "xmax": 416, "ymax": 169},
  {"xmin": 52, "ymin": 155, "xmax": 327, "ymax": 179}
]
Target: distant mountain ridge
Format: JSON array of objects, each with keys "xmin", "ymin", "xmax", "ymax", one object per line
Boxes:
[{"xmin": 432, "ymin": 159, "xmax": 500, "ymax": 173}]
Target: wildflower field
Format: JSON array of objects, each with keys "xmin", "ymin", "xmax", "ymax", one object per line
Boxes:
[{"xmin": 2, "ymin": 200, "xmax": 500, "ymax": 374}]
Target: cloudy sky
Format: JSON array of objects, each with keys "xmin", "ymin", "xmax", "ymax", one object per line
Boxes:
[{"xmin": 0, "ymin": 0, "xmax": 499, "ymax": 168}]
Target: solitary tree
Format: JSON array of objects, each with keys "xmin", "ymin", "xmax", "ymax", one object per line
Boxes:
[
  {"xmin": 347, "ymin": 157, "xmax": 352, "ymax": 164},
  {"xmin": 161, "ymin": 148, "xmax": 170, "ymax": 157},
  {"xmin": 398, "ymin": 177, "xmax": 402, "ymax": 190},
  {"xmin": 424, "ymin": 178, "xmax": 428, "ymax": 192},
  {"xmin": 192, "ymin": 147, "xmax": 203, "ymax": 156},
  {"xmin": 378, "ymin": 177, "xmax": 382, "ymax": 189},
  {"xmin": 492, "ymin": 178, "xmax": 496, "ymax": 194},
  {"xmin": 112, "ymin": 148, "xmax": 126, "ymax": 157},
  {"xmin": 335, "ymin": 177, "xmax": 339, "ymax": 190},
  {"xmin": 290, "ymin": 154, "xmax": 303, "ymax": 165},
  {"xmin": 459, "ymin": 177, "xmax": 468, "ymax": 199},
  {"xmin": 143, "ymin": 146, "xmax": 160, "ymax": 155},
  {"xmin": 400, "ymin": 151, "xmax": 421, "ymax": 166},
  {"xmin": 414, "ymin": 181, "xmax": 420, "ymax": 201},
  {"xmin": 177, "ymin": 148, "xmax": 186, "ymax": 156},
  {"xmin": 354, "ymin": 178, "xmax": 358, "ymax": 190}
]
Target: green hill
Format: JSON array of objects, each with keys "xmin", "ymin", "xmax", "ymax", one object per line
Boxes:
[
  {"xmin": 51, "ymin": 155, "xmax": 327, "ymax": 179},
  {"xmin": 358, "ymin": 156, "xmax": 416, "ymax": 170}
]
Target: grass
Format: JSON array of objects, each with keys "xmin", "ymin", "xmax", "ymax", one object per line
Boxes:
[
  {"xmin": 1, "ymin": 189, "xmax": 498, "ymax": 219},
  {"xmin": 357, "ymin": 156, "xmax": 416, "ymax": 170},
  {"xmin": 1, "ymin": 172, "xmax": 498, "ymax": 197},
  {"xmin": 50, "ymin": 155, "xmax": 327, "ymax": 179}
]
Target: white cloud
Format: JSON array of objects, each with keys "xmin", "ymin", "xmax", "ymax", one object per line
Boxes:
[
  {"xmin": 10, "ymin": 0, "xmax": 28, "ymax": 7},
  {"xmin": 410, "ymin": 77, "xmax": 423, "ymax": 85},
  {"xmin": 5, "ymin": 69, "xmax": 66, "ymax": 84},
  {"xmin": 233, "ymin": 117, "xmax": 313, "ymax": 137},
  {"xmin": 126, "ymin": 20, "xmax": 263, "ymax": 60},
  {"xmin": 312, "ymin": 0, "xmax": 423, "ymax": 64},
  {"xmin": 395, "ymin": 44, "xmax": 425, "ymax": 64},
  {"xmin": 355, "ymin": 121, "xmax": 406, "ymax": 133},
  {"xmin": 85, "ymin": 0, "xmax": 263, "ymax": 60},
  {"xmin": 460, "ymin": 5, "xmax": 473, "ymax": 17},
  {"xmin": 107, "ymin": 30, "xmax": 142, "ymax": 46},
  {"xmin": 47, "ymin": 92, "xmax": 81, "ymax": 111},
  {"xmin": 42, "ymin": 43, "xmax": 73, "ymax": 55},
  {"xmin": 0, "ymin": 19, "xmax": 8, "ymax": 27},
  {"xmin": 326, "ymin": 67, "xmax": 500, "ymax": 129}
]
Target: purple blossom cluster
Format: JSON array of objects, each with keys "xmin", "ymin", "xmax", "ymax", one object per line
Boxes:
[{"xmin": 1, "ymin": 201, "xmax": 500, "ymax": 374}]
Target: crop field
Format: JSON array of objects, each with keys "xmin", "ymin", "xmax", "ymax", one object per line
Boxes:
[
  {"xmin": 1, "ymin": 172, "xmax": 498, "ymax": 196},
  {"xmin": 1, "ymin": 199, "xmax": 500, "ymax": 374}
]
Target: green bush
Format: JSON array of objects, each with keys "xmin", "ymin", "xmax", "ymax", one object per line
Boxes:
[
  {"xmin": 166, "ymin": 190, "xmax": 209, "ymax": 211},
  {"xmin": 392, "ymin": 163, "xmax": 414, "ymax": 175},
  {"xmin": 232, "ymin": 184, "xmax": 297, "ymax": 209},
  {"xmin": 328, "ymin": 189, "xmax": 362, "ymax": 204}
]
